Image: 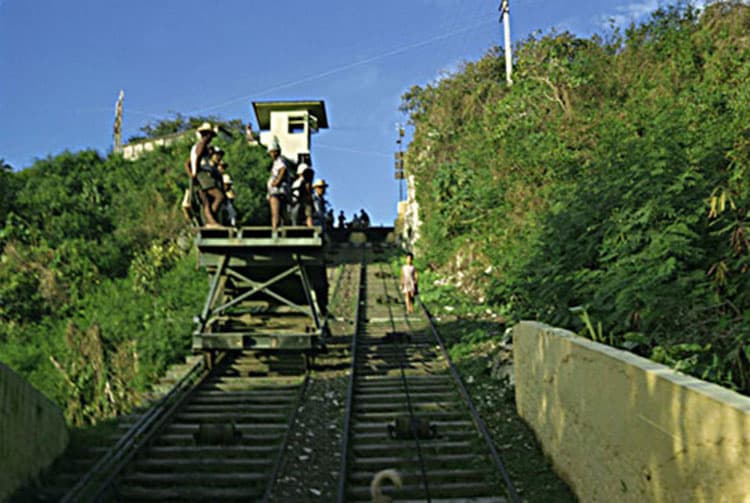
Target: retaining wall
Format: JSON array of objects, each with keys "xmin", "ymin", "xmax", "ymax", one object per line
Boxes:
[
  {"xmin": 513, "ymin": 321, "xmax": 750, "ymax": 502},
  {"xmin": 0, "ymin": 362, "xmax": 68, "ymax": 500}
]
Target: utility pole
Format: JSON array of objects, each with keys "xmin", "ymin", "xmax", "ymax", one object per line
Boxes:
[
  {"xmin": 499, "ymin": 0, "xmax": 513, "ymax": 86},
  {"xmin": 395, "ymin": 124, "xmax": 405, "ymax": 201},
  {"xmin": 113, "ymin": 89, "xmax": 124, "ymax": 153}
]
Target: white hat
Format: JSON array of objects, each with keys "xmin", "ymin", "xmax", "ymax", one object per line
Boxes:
[
  {"xmin": 197, "ymin": 122, "xmax": 214, "ymax": 134},
  {"xmin": 296, "ymin": 163, "xmax": 311, "ymax": 175},
  {"xmin": 267, "ymin": 138, "xmax": 280, "ymax": 152},
  {"xmin": 312, "ymin": 178, "xmax": 328, "ymax": 188}
]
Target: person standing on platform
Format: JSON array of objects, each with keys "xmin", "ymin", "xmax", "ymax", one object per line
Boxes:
[
  {"xmin": 290, "ymin": 163, "xmax": 314, "ymax": 227},
  {"xmin": 266, "ymin": 139, "xmax": 289, "ymax": 236},
  {"xmin": 359, "ymin": 208, "xmax": 370, "ymax": 228},
  {"xmin": 189, "ymin": 122, "xmax": 224, "ymax": 227},
  {"xmin": 312, "ymin": 179, "xmax": 329, "ymax": 228},
  {"xmin": 218, "ymin": 161, "xmax": 237, "ymax": 227},
  {"xmin": 400, "ymin": 252, "xmax": 418, "ymax": 314}
]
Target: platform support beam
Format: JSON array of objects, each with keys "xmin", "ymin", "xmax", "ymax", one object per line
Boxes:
[{"xmin": 198, "ymin": 255, "xmax": 228, "ymax": 331}]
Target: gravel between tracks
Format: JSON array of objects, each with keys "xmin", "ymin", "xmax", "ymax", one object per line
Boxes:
[
  {"xmin": 267, "ymin": 324, "xmax": 351, "ymax": 502},
  {"xmin": 268, "ymin": 321, "xmax": 574, "ymax": 502},
  {"xmin": 268, "ymin": 374, "xmax": 348, "ymax": 502}
]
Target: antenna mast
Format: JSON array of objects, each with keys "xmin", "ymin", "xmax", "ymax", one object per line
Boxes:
[
  {"xmin": 395, "ymin": 125, "xmax": 405, "ymax": 201},
  {"xmin": 113, "ymin": 89, "xmax": 124, "ymax": 153},
  {"xmin": 500, "ymin": 0, "xmax": 513, "ymax": 86}
]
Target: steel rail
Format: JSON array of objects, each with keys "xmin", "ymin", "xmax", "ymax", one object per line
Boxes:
[
  {"xmin": 336, "ymin": 256, "xmax": 365, "ymax": 503},
  {"xmin": 417, "ymin": 298, "xmax": 522, "ymax": 503},
  {"xmin": 61, "ymin": 352, "xmax": 218, "ymax": 502},
  {"xmin": 262, "ymin": 372, "xmax": 311, "ymax": 502}
]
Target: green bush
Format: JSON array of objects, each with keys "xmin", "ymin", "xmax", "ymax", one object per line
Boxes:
[
  {"xmin": 0, "ymin": 119, "xmax": 271, "ymax": 423},
  {"xmin": 402, "ymin": 2, "xmax": 750, "ymax": 394}
]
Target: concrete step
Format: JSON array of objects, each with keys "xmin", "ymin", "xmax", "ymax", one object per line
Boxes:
[
  {"xmin": 143, "ymin": 445, "xmax": 278, "ymax": 459},
  {"xmin": 354, "ymin": 401, "xmax": 461, "ymax": 413},
  {"xmin": 353, "ymin": 429, "xmax": 477, "ymax": 442},
  {"xmin": 151, "ymin": 432, "xmax": 283, "ymax": 447},
  {"xmin": 353, "ymin": 390, "xmax": 457, "ymax": 402},
  {"xmin": 121, "ymin": 471, "xmax": 267, "ymax": 486},
  {"xmin": 356, "ymin": 374, "xmax": 452, "ymax": 385},
  {"xmin": 175, "ymin": 411, "xmax": 289, "ymax": 423},
  {"xmin": 115, "ymin": 485, "xmax": 263, "ymax": 501},
  {"xmin": 347, "ymin": 481, "xmax": 501, "ymax": 501},
  {"xmin": 349, "ymin": 468, "xmax": 495, "ymax": 485},
  {"xmin": 181, "ymin": 402, "xmax": 290, "ymax": 413},
  {"xmin": 192, "ymin": 389, "xmax": 297, "ymax": 400},
  {"xmin": 354, "ymin": 410, "xmax": 467, "ymax": 421},
  {"xmin": 353, "ymin": 419, "xmax": 473, "ymax": 432},
  {"xmin": 351, "ymin": 453, "xmax": 485, "ymax": 469},
  {"xmin": 353, "ymin": 440, "xmax": 478, "ymax": 456},
  {"xmin": 134, "ymin": 457, "xmax": 272, "ymax": 472}
]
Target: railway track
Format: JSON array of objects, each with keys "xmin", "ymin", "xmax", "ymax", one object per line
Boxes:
[
  {"xmin": 62, "ymin": 261, "xmax": 359, "ymax": 503},
  {"xmin": 337, "ymin": 261, "xmax": 520, "ymax": 502},
  {"xmin": 63, "ymin": 351, "xmax": 308, "ymax": 502},
  {"xmin": 61, "ymin": 253, "xmax": 520, "ymax": 502}
]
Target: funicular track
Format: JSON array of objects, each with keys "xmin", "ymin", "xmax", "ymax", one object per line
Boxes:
[
  {"xmin": 63, "ymin": 350, "xmax": 309, "ymax": 502},
  {"xmin": 61, "ymin": 258, "xmax": 361, "ymax": 502},
  {"xmin": 337, "ymin": 260, "xmax": 521, "ymax": 502}
]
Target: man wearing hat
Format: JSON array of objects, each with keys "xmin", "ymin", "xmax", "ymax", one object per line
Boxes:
[
  {"xmin": 266, "ymin": 138, "xmax": 289, "ymax": 235},
  {"xmin": 312, "ymin": 178, "xmax": 329, "ymax": 229},
  {"xmin": 290, "ymin": 163, "xmax": 314, "ymax": 227},
  {"xmin": 187, "ymin": 122, "xmax": 224, "ymax": 227}
]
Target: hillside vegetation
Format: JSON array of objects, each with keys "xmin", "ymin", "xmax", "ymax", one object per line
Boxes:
[
  {"xmin": 402, "ymin": 2, "xmax": 750, "ymax": 393},
  {"xmin": 0, "ymin": 120, "xmax": 270, "ymax": 424}
]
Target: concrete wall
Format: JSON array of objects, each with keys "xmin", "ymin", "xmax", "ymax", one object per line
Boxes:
[
  {"xmin": 0, "ymin": 363, "xmax": 68, "ymax": 500},
  {"xmin": 513, "ymin": 321, "xmax": 750, "ymax": 503}
]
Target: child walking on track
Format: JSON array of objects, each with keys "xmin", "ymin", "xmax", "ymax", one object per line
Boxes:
[{"xmin": 401, "ymin": 252, "xmax": 418, "ymax": 314}]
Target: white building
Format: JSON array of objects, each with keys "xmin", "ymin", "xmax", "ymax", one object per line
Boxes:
[{"xmin": 252, "ymin": 100, "xmax": 329, "ymax": 165}]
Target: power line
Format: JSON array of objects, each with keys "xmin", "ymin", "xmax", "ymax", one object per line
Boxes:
[
  {"xmin": 186, "ymin": 17, "xmax": 496, "ymax": 115},
  {"xmin": 315, "ymin": 143, "xmax": 391, "ymax": 158}
]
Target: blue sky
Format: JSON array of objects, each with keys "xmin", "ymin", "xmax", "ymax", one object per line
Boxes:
[{"xmin": 0, "ymin": 0, "xmax": 693, "ymax": 224}]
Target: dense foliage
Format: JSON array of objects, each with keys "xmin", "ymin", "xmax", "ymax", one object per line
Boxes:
[
  {"xmin": 0, "ymin": 121, "xmax": 271, "ymax": 424},
  {"xmin": 402, "ymin": 2, "xmax": 750, "ymax": 393}
]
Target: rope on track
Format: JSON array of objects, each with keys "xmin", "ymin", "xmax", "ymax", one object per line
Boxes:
[
  {"xmin": 336, "ymin": 254, "xmax": 366, "ymax": 503},
  {"xmin": 378, "ymin": 263, "xmax": 432, "ymax": 502},
  {"xmin": 416, "ymin": 297, "xmax": 523, "ymax": 503}
]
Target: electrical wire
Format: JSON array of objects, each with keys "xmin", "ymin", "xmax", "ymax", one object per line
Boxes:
[
  {"xmin": 314, "ymin": 143, "xmax": 391, "ymax": 158},
  {"xmin": 185, "ymin": 17, "xmax": 496, "ymax": 115}
]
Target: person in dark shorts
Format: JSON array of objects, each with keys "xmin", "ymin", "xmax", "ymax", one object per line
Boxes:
[{"xmin": 189, "ymin": 122, "xmax": 224, "ymax": 226}]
